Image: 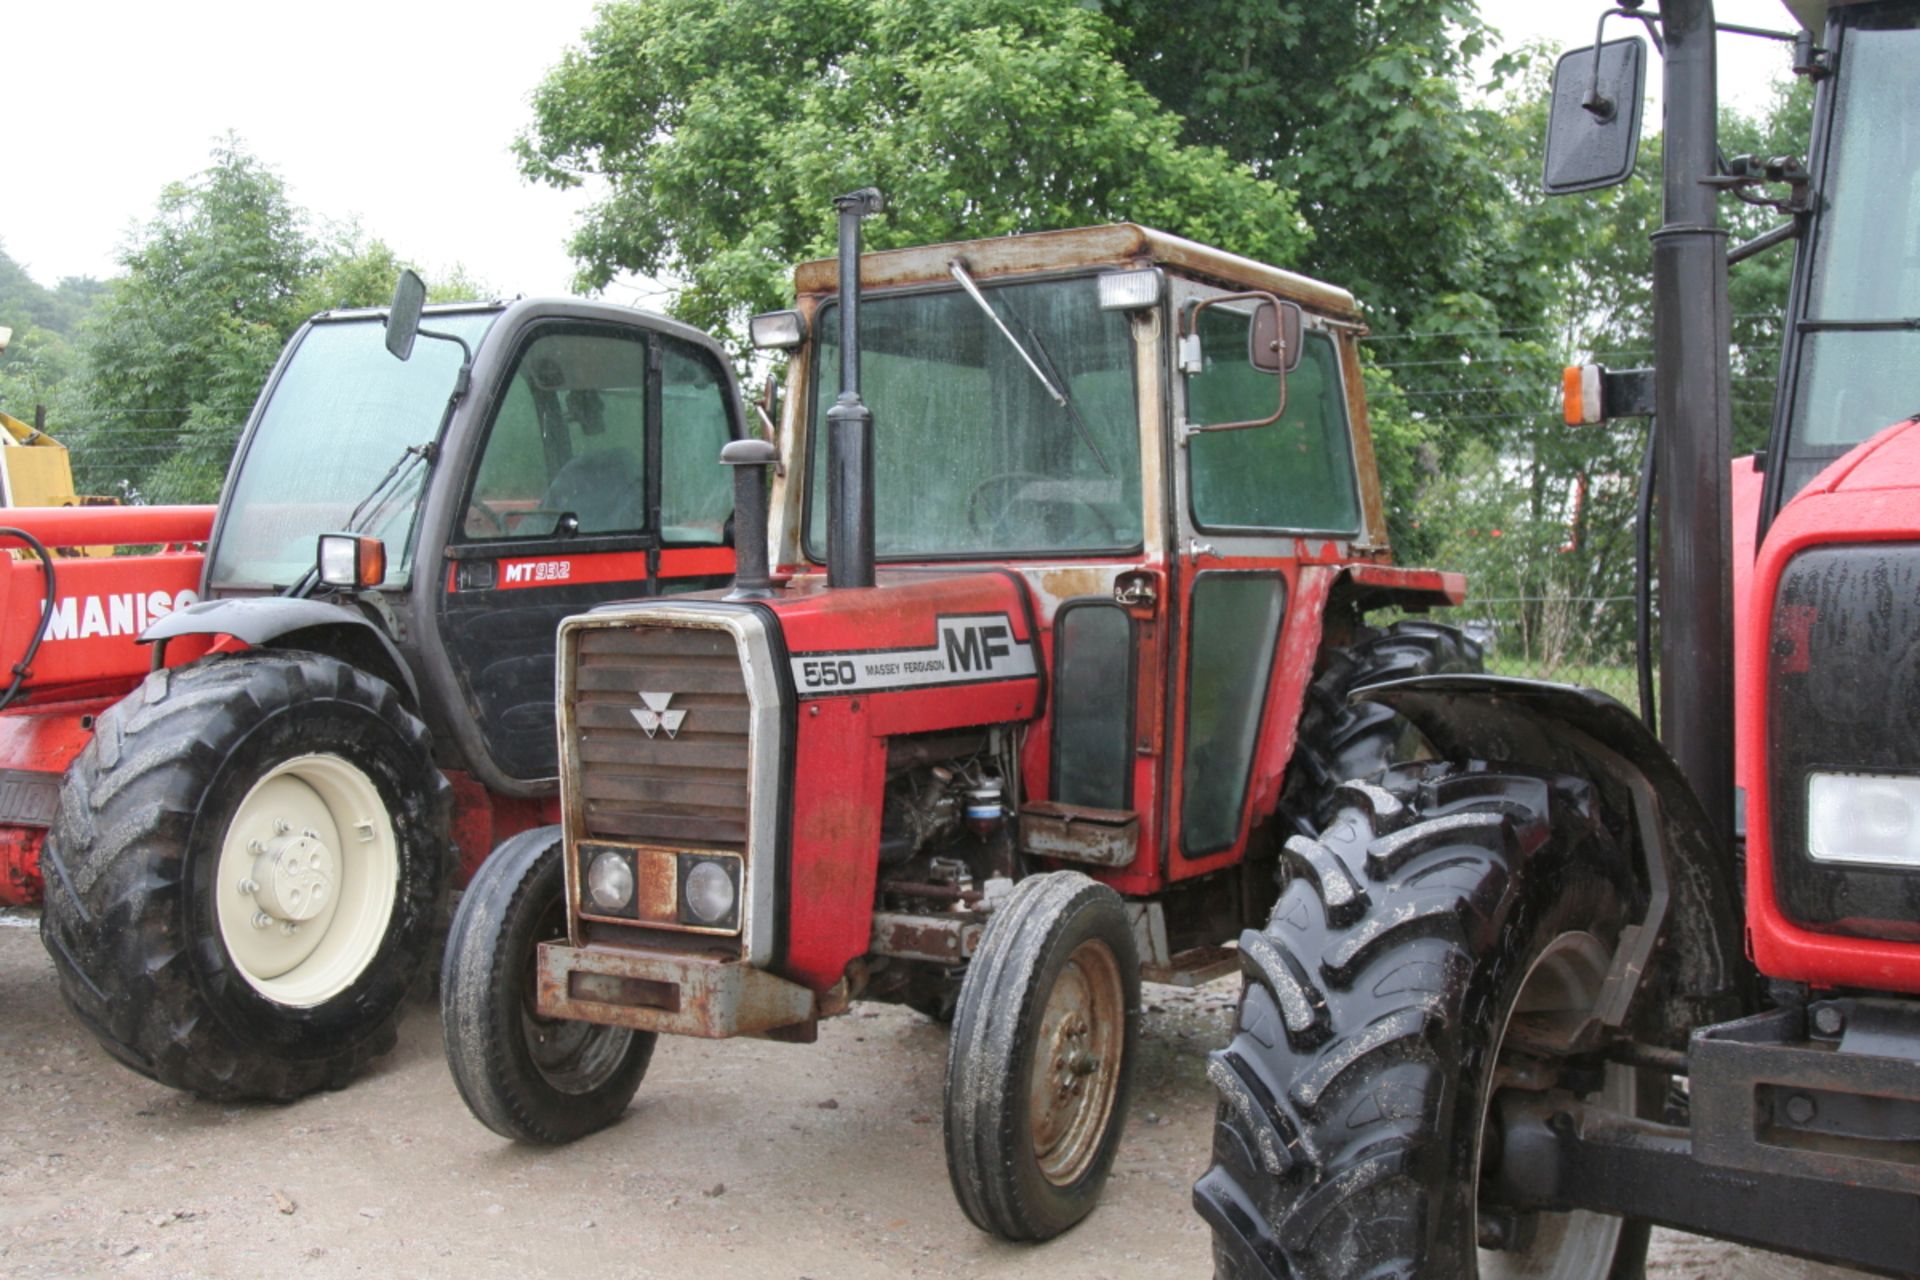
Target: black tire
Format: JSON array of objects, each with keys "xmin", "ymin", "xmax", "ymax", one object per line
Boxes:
[
  {"xmin": 1281, "ymin": 621, "xmax": 1483, "ymax": 838},
  {"xmin": 38, "ymin": 652, "xmax": 451, "ymax": 1102},
  {"xmin": 944, "ymin": 871, "xmax": 1141, "ymax": 1242},
  {"xmin": 1197, "ymin": 763, "xmax": 1653, "ymax": 1278},
  {"xmin": 442, "ymin": 825, "xmax": 655, "ymax": 1144}
]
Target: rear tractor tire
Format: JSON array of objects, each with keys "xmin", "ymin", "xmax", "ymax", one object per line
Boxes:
[
  {"xmin": 442, "ymin": 826, "xmax": 655, "ymax": 1144},
  {"xmin": 38, "ymin": 652, "xmax": 451, "ymax": 1102},
  {"xmin": 1281, "ymin": 620, "xmax": 1484, "ymax": 837},
  {"xmin": 944, "ymin": 871, "xmax": 1140, "ymax": 1242},
  {"xmin": 1197, "ymin": 763, "xmax": 1654, "ymax": 1279}
]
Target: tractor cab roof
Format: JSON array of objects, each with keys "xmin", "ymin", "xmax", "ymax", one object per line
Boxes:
[{"xmin": 793, "ymin": 223, "xmax": 1361, "ymax": 324}]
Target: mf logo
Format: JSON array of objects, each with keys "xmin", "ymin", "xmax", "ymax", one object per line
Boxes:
[
  {"xmin": 941, "ymin": 619, "xmax": 1012, "ymax": 674},
  {"xmin": 632, "ymin": 692, "xmax": 687, "ymax": 739}
]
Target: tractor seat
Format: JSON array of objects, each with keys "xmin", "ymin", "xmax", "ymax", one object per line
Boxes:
[{"xmin": 540, "ymin": 449, "xmax": 645, "ymax": 535}]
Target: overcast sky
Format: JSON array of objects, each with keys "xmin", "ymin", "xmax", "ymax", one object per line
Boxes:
[{"xmin": 6, "ymin": 0, "xmax": 1802, "ymax": 304}]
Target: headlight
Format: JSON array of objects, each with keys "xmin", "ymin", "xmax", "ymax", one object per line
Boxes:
[
  {"xmin": 586, "ymin": 850, "xmax": 636, "ymax": 911},
  {"xmin": 1808, "ymin": 772, "xmax": 1920, "ymax": 868},
  {"xmin": 680, "ymin": 857, "xmax": 738, "ymax": 927}
]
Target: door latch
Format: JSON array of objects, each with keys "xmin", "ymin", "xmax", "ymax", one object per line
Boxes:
[{"xmin": 1113, "ymin": 572, "xmax": 1158, "ymax": 608}]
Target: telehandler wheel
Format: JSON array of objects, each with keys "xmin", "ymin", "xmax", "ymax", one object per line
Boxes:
[
  {"xmin": 442, "ymin": 826, "xmax": 655, "ymax": 1145},
  {"xmin": 1196, "ymin": 764, "xmax": 1654, "ymax": 1279},
  {"xmin": 944, "ymin": 871, "xmax": 1140, "ymax": 1242},
  {"xmin": 37, "ymin": 652, "xmax": 450, "ymax": 1102},
  {"xmin": 1282, "ymin": 620, "xmax": 1484, "ymax": 837}
]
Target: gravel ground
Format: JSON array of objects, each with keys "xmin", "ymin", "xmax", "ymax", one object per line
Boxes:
[{"xmin": 0, "ymin": 914, "xmax": 1871, "ymax": 1277}]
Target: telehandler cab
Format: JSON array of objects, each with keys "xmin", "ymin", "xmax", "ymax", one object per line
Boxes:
[{"xmin": 444, "ymin": 196, "xmax": 1480, "ymax": 1240}]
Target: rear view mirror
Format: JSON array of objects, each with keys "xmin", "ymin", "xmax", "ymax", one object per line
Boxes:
[
  {"xmin": 385, "ymin": 269, "xmax": 428, "ymax": 362},
  {"xmin": 1249, "ymin": 300, "xmax": 1303, "ymax": 374},
  {"xmin": 1180, "ymin": 292, "xmax": 1302, "ymax": 434},
  {"xmin": 1543, "ymin": 37, "xmax": 1647, "ymax": 195}
]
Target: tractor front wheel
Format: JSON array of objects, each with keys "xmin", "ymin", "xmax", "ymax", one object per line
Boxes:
[
  {"xmin": 38, "ymin": 652, "xmax": 450, "ymax": 1102},
  {"xmin": 441, "ymin": 826, "xmax": 655, "ymax": 1144},
  {"xmin": 944, "ymin": 871, "xmax": 1140, "ymax": 1242}
]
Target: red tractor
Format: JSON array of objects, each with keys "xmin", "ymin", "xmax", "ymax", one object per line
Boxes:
[
  {"xmin": 442, "ymin": 196, "xmax": 1481, "ymax": 1239},
  {"xmin": 1198, "ymin": 1, "xmax": 1920, "ymax": 1274},
  {"xmin": 17, "ymin": 275, "xmax": 743, "ymax": 1101}
]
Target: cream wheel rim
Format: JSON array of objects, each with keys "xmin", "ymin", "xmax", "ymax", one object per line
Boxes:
[{"xmin": 214, "ymin": 754, "xmax": 399, "ymax": 1007}]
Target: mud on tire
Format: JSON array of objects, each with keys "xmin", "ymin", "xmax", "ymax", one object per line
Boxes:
[
  {"xmin": 38, "ymin": 652, "xmax": 450, "ymax": 1102},
  {"xmin": 1196, "ymin": 763, "xmax": 1652, "ymax": 1278}
]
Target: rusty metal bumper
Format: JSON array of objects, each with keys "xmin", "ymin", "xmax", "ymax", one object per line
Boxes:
[{"xmin": 536, "ymin": 942, "xmax": 816, "ymax": 1039}]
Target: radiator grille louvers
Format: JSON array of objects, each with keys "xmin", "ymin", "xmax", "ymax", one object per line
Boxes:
[{"xmin": 571, "ymin": 624, "xmax": 751, "ymax": 849}]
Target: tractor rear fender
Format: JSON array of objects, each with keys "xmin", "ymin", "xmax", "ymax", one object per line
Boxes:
[
  {"xmin": 1357, "ymin": 673, "xmax": 1755, "ymax": 1043},
  {"xmin": 141, "ymin": 597, "xmax": 419, "ymax": 708}
]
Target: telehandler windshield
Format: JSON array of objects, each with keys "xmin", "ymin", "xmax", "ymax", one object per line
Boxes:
[
  {"xmin": 803, "ymin": 275, "xmax": 1142, "ymax": 560},
  {"xmin": 209, "ymin": 309, "xmax": 497, "ymax": 589}
]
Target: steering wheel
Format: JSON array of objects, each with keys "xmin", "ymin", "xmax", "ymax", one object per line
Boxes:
[
  {"xmin": 464, "ymin": 498, "xmax": 510, "ymax": 538},
  {"xmin": 964, "ymin": 471, "xmax": 1120, "ymax": 543}
]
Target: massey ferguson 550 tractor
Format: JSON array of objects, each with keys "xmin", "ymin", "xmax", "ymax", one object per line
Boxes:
[
  {"xmin": 25, "ymin": 276, "xmax": 741, "ymax": 1101},
  {"xmin": 443, "ymin": 195, "xmax": 1479, "ymax": 1240},
  {"xmin": 1198, "ymin": 1, "xmax": 1920, "ymax": 1275}
]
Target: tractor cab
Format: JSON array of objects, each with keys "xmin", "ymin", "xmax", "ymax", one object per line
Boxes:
[{"xmin": 445, "ymin": 204, "xmax": 1475, "ymax": 1242}]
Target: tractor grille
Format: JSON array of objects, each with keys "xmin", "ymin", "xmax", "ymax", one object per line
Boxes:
[{"xmin": 569, "ymin": 623, "xmax": 752, "ymax": 849}]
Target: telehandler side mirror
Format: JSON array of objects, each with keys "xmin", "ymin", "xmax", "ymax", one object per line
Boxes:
[
  {"xmin": 385, "ymin": 269, "xmax": 428, "ymax": 362},
  {"xmin": 1179, "ymin": 293, "xmax": 1302, "ymax": 434},
  {"xmin": 1543, "ymin": 37, "xmax": 1647, "ymax": 195}
]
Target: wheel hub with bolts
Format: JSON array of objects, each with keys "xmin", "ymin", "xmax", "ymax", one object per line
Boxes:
[
  {"xmin": 243, "ymin": 824, "xmax": 336, "ymax": 927},
  {"xmin": 1026, "ymin": 938, "xmax": 1125, "ymax": 1187}
]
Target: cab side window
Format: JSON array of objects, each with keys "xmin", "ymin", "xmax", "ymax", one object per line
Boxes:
[
  {"xmin": 658, "ymin": 339, "xmax": 735, "ymax": 546},
  {"xmin": 1189, "ymin": 328, "xmax": 1361, "ymax": 534},
  {"xmin": 462, "ymin": 329, "xmax": 650, "ymax": 540}
]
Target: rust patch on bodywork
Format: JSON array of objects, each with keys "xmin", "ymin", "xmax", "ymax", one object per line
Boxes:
[
  {"xmin": 869, "ymin": 912, "xmax": 984, "ymax": 964},
  {"xmin": 536, "ymin": 941, "xmax": 815, "ymax": 1040},
  {"xmin": 1020, "ymin": 801, "xmax": 1140, "ymax": 867}
]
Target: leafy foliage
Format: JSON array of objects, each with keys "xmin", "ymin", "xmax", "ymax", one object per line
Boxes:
[
  {"xmin": 516, "ymin": 0, "xmax": 1308, "ymax": 342},
  {"xmin": 67, "ymin": 139, "xmax": 488, "ymax": 503}
]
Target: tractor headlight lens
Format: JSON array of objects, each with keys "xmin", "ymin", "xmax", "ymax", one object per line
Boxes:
[
  {"xmin": 682, "ymin": 858, "xmax": 737, "ymax": 926},
  {"xmin": 586, "ymin": 851, "xmax": 636, "ymax": 911},
  {"xmin": 1807, "ymin": 772, "xmax": 1920, "ymax": 868}
]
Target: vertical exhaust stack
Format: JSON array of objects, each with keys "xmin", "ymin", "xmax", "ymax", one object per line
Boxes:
[{"xmin": 826, "ymin": 188, "xmax": 884, "ymax": 589}]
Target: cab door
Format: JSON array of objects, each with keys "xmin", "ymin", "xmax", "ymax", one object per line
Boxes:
[
  {"xmin": 438, "ymin": 323, "xmax": 737, "ymax": 783},
  {"xmin": 1162, "ymin": 278, "xmax": 1367, "ymax": 878}
]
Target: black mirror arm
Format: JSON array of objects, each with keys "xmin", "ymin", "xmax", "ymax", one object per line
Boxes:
[
  {"xmin": 415, "ymin": 327, "xmax": 474, "ymax": 401},
  {"xmin": 1585, "ymin": 6, "xmax": 1666, "ymax": 120}
]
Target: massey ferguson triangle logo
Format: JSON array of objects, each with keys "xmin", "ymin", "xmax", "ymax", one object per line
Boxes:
[{"xmin": 632, "ymin": 692, "xmax": 687, "ymax": 739}]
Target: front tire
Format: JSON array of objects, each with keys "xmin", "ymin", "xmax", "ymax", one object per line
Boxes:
[
  {"xmin": 39, "ymin": 652, "xmax": 450, "ymax": 1102},
  {"xmin": 1197, "ymin": 764, "xmax": 1653, "ymax": 1278},
  {"xmin": 441, "ymin": 826, "xmax": 655, "ymax": 1144},
  {"xmin": 944, "ymin": 871, "xmax": 1140, "ymax": 1242}
]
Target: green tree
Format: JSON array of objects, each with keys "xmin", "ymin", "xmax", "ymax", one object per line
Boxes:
[
  {"xmin": 516, "ymin": 0, "xmax": 1308, "ymax": 342},
  {"xmin": 68, "ymin": 140, "xmax": 480, "ymax": 503}
]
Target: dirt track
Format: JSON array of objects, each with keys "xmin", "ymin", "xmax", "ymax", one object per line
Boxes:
[{"xmin": 0, "ymin": 916, "xmax": 1867, "ymax": 1277}]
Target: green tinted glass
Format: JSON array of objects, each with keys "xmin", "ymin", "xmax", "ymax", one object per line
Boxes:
[
  {"xmin": 1189, "ymin": 330, "xmax": 1359, "ymax": 533},
  {"xmin": 806, "ymin": 277, "xmax": 1141, "ymax": 559}
]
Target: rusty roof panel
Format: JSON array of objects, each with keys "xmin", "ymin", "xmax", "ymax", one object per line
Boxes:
[{"xmin": 793, "ymin": 223, "xmax": 1359, "ymax": 320}]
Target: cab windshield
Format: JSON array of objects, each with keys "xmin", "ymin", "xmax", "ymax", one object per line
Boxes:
[
  {"xmin": 804, "ymin": 275, "xmax": 1142, "ymax": 560},
  {"xmin": 208, "ymin": 310, "xmax": 498, "ymax": 589},
  {"xmin": 1783, "ymin": 8, "xmax": 1920, "ymax": 488}
]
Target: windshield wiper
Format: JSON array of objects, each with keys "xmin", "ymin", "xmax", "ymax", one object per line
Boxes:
[
  {"xmin": 282, "ymin": 441, "xmax": 436, "ymax": 598},
  {"xmin": 947, "ymin": 259, "xmax": 1111, "ymax": 475}
]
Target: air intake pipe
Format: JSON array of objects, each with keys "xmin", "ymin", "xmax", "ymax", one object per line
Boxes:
[
  {"xmin": 825, "ymin": 187, "xmax": 884, "ymax": 589},
  {"xmin": 721, "ymin": 438, "xmax": 778, "ymax": 599}
]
